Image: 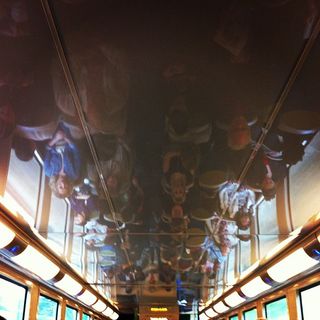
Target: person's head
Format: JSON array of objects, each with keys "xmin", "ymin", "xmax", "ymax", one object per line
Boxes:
[
  {"xmin": 13, "ymin": 136, "xmax": 35, "ymax": 161},
  {"xmin": 74, "ymin": 212, "xmax": 86, "ymax": 226},
  {"xmin": 235, "ymin": 212, "xmax": 251, "ymax": 230},
  {"xmin": 228, "ymin": 116, "xmax": 251, "ymax": 150},
  {"xmin": 49, "ymin": 174, "xmax": 73, "ymax": 198},
  {"xmin": 171, "ymin": 204, "xmax": 184, "ymax": 219},
  {"xmin": 170, "ymin": 172, "xmax": 187, "ymax": 204},
  {"xmin": 261, "ymin": 175, "xmax": 276, "ymax": 201},
  {"xmin": 0, "ymin": 103, "xmax": 15, "ymax": 138},
  {"xmin": 106, "ymin": 175, "xmax": 119, "ymax": 196}
]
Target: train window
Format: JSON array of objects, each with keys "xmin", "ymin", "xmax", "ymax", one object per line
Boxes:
[
  {"xmin": 289, "ymin": 131, "xmax": 320, "ymax": 229},
  {"xmin": 82, "ymin": 313, "xmax": 90, "ymax": 320},
  {"xmin": 37, "ymin": 295, "xmax": 59, "ymax": 320},
  {"xmin": 47, "ymin": 195, "xmax": 69, "ymax": 252},
  {"xmin": 265, "ymin": 296, "xmax": 289, "ymax": 320},
  {"xmin": 5, "ymin": 151, "xmax": 42, "ymax": 225},
  {"xmin": 229, "ymin": 315, "xmax": 238, "ymax": 320},
  {"xmin": 66, "ymin": 305, "xmax": 78, "ymax": 320},
  {"xmin": 299, "ymin": 282, "xmax": 320, "ymax": 320},
  {"xmin": 0, "ymin": 275, "xmax": 27, "ymax": 320},
  {"xmin": 242, "ymin": 307, "xmax": 257, "ymax": 320}
]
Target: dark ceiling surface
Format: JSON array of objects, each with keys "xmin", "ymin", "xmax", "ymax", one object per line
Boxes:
[{"xmin": 1, "ymin": 0, "xmax": 320, "ymax": 314}]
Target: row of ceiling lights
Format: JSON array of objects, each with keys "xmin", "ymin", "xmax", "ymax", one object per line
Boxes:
[
  {"xmin": 0, "ymin": 219, "xmax": 119, "ymax": 320},
  {"xmin": 199, "ymin": 213, "xmax": 320, "ymax": 319}
]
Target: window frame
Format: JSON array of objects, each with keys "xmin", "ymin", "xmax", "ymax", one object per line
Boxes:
[
  {"xmin": 0, "ymin": 274, "xmax": 28, "ymax": 320},
  {"xmin": 37, "ymin": 293, "xmax": 59, "ymax": 320},
  {"xmin": 242, "ymin": 307, "xmax": 257, "ymax": 320},
  {"xmin": 65, "ymin": 304, "xmax": 79, "ymax": 320},
  {"xmin": 299, "ymin": 281, "xmax": 320, "ymax": 320},
  {"xmin": 264, "ymin": 295, "xmax": 289, "ymax": 319}
]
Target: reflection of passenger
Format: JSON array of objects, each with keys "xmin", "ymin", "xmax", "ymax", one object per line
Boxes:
[
  {"xmin": 162, "ymin": 147, "xmax": 196, "ymax": 204},
  {"xmin": 0, "ymin": 0, "xmax": 30, "ymax": 37},
  {"xmin": 52, "ymin": 42, "xmax": 129, "ymax": 136},
  {"xmin": 44, "ymin": 123, "xmax": 81, "ymax": 198},
  {"xmin": 70, "ymin": 180, "xmax": 99, "ymax": 225},
  {"xmin": 83, "ymin": 219, "xmax": 108, "ymax": 248},
  {"xmin": 87, "ymin": 138, "xmax": 133, "ymax": 197},
  {"xmin": 246, "ymin": 152, "xmax": 286, "ymax": 200},
  {"xmin": 218, "ymin": 181, "xmax": 255, "ymax": 218}
]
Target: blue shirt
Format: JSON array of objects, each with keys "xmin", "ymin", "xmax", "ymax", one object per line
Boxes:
[{"xmin": 44, "ymin": 142, "xmax": 81, "ymax": 181}]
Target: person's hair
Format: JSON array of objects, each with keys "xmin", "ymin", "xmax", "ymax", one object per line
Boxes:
[
  {"xmin": 13, "ymin": 136, "xmax": 35, "ymax": 161},
  {"xmin": 169, "ymin": 109, "xmax": 189, "ymax": 136},
  {"xmin": 49, "ymin": 175, "xmax": 73, "ymax": 198},
  {"xmin": 235, "ymin": 212, "xmax": 251, "ymax": 230},
  {"xmin": 262, "ymin": 184, "xmax": 276, "ymax": 201}
]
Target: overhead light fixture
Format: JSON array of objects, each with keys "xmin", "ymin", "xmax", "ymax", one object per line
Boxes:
[
  {"xmin": 224, "ymin": 291, "xmax": 246, "ymax": 307},
  {"xmin": 240, "ymin": 276, "xmax": 271, "ymax": 298},
  {"xmin": 78, "ymin": 290, "xmax": 98, "ymax": 306},
  {"xmin": 110, "ymin": 312, "xmax": 119, "ymax": 320},
  {"xmin": 92, "ymin": 300, "xmax": 107, "ymax": 312},
  {"xmin": 54, "ymin": 274, "xmax": 82, "ymax": 296},
  {"xmin": 0, "ymin": 221, "xmax": 15, "ymax": 248},
  {"xmin": 204, "ymin": 307, "xmax": 217, "ymax": 317},
  {"xmin": 267, "ymin": 248, "xmax": 319, "ymax": 282},
  {"xmin": 103, "ymin": 307, "xmax": 114, "ymax": 317},
  {"xmin": 199, "ymin": 313, "xmax": 210, "ymax": 320},
  {"xmin": 12, "ymin": 245, "xmax": 60, "ymax": 280},
  {"xmin": 213, "ymin": 301, "xmax": 229, "ymax": 314}
]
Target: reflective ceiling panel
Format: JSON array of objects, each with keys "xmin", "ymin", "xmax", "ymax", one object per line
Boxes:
[{"xmin": 1, "ymin": 0, "xmax": 320, "ymax": 314}]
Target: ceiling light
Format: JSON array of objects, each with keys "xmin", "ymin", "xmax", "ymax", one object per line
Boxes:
[
  {"xmin": 199, "ymin": 313, "xmax": 210, "ymax": 320},
  {"xmin": 213, "ymin": 301, "xmax": 229, "ymax": 314},
  {"xmin": 224, "ymin": 291, "xmax": 246, "ymax": 307},
  {"xmin": 0, "ymin": 221, "xmax": 15, "ymax": 248},
  {"xmin": 12, "ymin": 245, "xmax": 60, "ymax": 280},
  {"xmin": 103, "ymin": 307, "xmax": 114, "ymax": 317},
  {"xmin": 240, "ymin": 277, "xmax": 271, "ymax": 298},
  {"xmin": 204, "ymin": 308, "xmax": 217, "ymax": 317},
  {"xmin": 267, "ymin": 248, "xmax": 319, "ymax": 282},
  {"xmin": 78, "ymin": 290, "xmax": 97, "ymax": 306},
  {"xmin": 92, "ymin": 300, "xmax": 107, "ymax": 312},
  {"xmin": 110, "ymin": 312, "xmax": 119, "ymax": 320},
  {"xmin": 54, "ymin": 274, "xmax": 82, "ymax": 296}
]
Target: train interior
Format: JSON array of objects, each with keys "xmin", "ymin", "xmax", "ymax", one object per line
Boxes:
[{"xmin": 1, "ymin": 0, "xmax": 320, "ymax": 319}]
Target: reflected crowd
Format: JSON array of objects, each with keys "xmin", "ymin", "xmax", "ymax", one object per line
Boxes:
[{"xmin": 1, "ymin": 0, "xmax": 320, "ymax": 305}]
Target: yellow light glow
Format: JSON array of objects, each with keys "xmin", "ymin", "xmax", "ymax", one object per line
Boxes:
[
  {"xmin": 110, "ymin": 312, "xmax": 119, "ymax": 320},
  {"xmin": 0, "ymin": 195, "xmax": 19, "ymax": 217},
  {"xmin": 103, "ymin": 307, "xmax": 114, "ymax": 317},
  {"xmin": 198, "ymin": 305, "xmax": 206, "ymax": 312},
  {"xmin": 213, "ymin": 301, "xmax": 229, "ymax": 313},
  {"xmin": 54, "ymin": 274, "xmax": 82, "ymax": 296},
  {"xmin": 12, "ymin": 246, "xmax": 60, "ymax": 280},
  {"xmin": 199, "ymin": 313, "xmax": 210, "ymax": 320},
  {"xmin": 241, "ymin": 276, "xmax": 271, "ymax": 298},
  {"xmin": 224, "ymin": 291, "xmax": 246, "ymax": 307},
  {"xmin": 92, "ymin": 300, "xmax": 107, "ymax": 312},
  {"xmin": 267, "ymin": 248, "xmax": 319, "ymax": 282},
  {"xmin": 150, "ymin": 308, "xmax": 168, "ymax": 312},
  {"xmin": 204, "ymin": 308, "xmax": 217, "ymax": 317},
  {"xmin": 0, "ymin": 221, "xmax": 15, "ymax": 248},
  {"xmin": 78, "ymin": 290, "xmax": 97, "ymax": 306}
]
